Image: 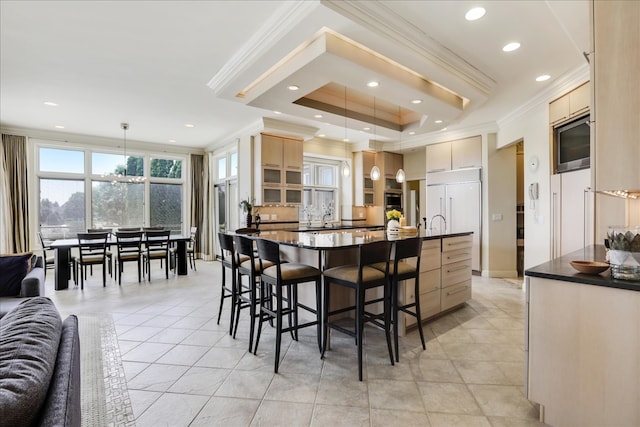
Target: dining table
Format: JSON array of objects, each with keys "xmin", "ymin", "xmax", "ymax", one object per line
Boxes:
[{"xmin": 49, "ymin": 234, "xmax": 192, "ymax": 290}]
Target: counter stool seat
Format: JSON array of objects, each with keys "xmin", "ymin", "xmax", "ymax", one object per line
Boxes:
[
  {"xmin": 322, "ymin": 240, "xmax": 394, "ymax": 381},
  {"xmin": 254, "ymin": 238, "xmax": 322, "ymax": 374}
]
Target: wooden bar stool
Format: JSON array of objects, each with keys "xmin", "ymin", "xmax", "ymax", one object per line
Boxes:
[
  {"xmin": 372, "ymin": 237, "xmax": 425, "ymax": 362},
  {"xmin": 322, "ymin": 240, "xmax": 394, "ymax": 381},
  {"xmin": 253, "ymin": 238, "xmax": 322, "ymax": 373}
]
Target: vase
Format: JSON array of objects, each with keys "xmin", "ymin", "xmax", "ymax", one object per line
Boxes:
[
  {"xmin": 387, "ymin": 219, "xmax": 400, "ymax": 235},
  {"xmin": 246, "ymin": 213, "xmax": 252, "ymax": 228}
]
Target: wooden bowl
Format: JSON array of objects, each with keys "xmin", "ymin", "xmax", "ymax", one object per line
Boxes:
[{"xmin": 570, "ymin": 260, "xmax": 610, "ymax": 275}]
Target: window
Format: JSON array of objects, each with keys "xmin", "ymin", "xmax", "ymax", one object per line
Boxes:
[
  {"xmin": 37, "ymin": 145, "xmax": 186, "ymax": 235},
  {"xmin": 299, "ymin": 159, "xmax": 339, "ymax": 223},
  {"xmin": 230, "ymin": 152, "xmax": 238, "ymax": 177},
  {"xmin": 217, "ymin": 157, "xmax": 227, "ymax": 180},
  {"xmin": 39, "ymin": 178, "xmax": 85, "ymax": 239}
]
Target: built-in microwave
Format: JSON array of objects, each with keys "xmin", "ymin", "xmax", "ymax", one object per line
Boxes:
[
  {"xmin": 384, "ymin": 192, "xmax": 402, "ymax": 209},
  {"xmin": 555, "ymin": 114, "xmax": 590, "ymax": 173}
]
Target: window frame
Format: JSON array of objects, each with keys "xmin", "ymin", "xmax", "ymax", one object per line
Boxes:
[{"xmin": 299, "ymin": 157, "xmax": 340, "ymax": 223}]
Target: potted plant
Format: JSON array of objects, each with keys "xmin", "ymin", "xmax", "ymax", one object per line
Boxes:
[
  {"xmin": 239, "ymin": 197, "xmax": 254, "ymax": 227},
  {"xmin": 386, "ymin": 209, "xmax": 402, "ymax": 234}
]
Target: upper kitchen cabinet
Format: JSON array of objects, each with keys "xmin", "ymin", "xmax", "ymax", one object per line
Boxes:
[
  {"xmin": 353, "ymin": 151, "xmax": 376, "ymax": 206},
  {"xmin": 426, "ymin": 136, "xmax": 482, "ymax": 173},
  {"xmin": 255, "ymin": 133, "xmax": 303, "ymax": 206},
  {"xmin": 549, "ymin": 82, "xmax": 590, "ymax": 126},
  {"xmin": 592, "ymin": 0, "xmax": 640, "ymax": 192}
]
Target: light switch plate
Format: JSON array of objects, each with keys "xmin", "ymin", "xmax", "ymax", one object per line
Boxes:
[{"xmin": 492, "ymin": 213, "xmax": 503, "ymax": 221}]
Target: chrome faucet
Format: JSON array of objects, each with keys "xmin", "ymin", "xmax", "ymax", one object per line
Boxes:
[
  {"xmin": 303, "ymin": 205, "xmax": 313, "ymax": 226},
  {"xmin": 429, "ymin": 214, "xmax": 447, "ymax": 233}
]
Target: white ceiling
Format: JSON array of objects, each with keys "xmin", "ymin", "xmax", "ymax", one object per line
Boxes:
[{"xmin": 0, "ymin": 0, "xmax": 590, "ymax": 150}]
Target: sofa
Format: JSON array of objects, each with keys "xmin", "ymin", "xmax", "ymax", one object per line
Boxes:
[
  {"xmin": 0, "ymin": 253, "xmax": 46, "ymax": 317},
  {"xmin": 0, "ymin": 297, "xmax": 81, "ymax": 426}
]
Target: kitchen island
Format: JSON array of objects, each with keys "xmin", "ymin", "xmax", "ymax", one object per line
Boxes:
[
  {"xmin": 525, "ymin": 245, "xmax": 640, "ymax": 426},
  {"xmin": 249, "ymin": 228, "xmax": 474, "ymax": 334}
]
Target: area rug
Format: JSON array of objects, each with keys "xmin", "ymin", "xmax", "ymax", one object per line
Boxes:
[{"xmin": 78, "ymin": 315, "xmax": 135, "ymax": 426}]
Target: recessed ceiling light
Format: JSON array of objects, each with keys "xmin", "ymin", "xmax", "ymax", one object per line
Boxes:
[
  {"xmin": 185, "ymin": 123, "xmax": 195, "ymax": 128},
  {"xmin": 411, "ymin": 99, "xmax": 422, "ymax": 104},
  {"xmin": 409, "ymin": 131, "xmax": 416, "ymax": 135},
  {"xmin": 44, "ymin": 101, "xmax": 58, "ymax": 107},
  {"xmin": 343, "ymin": 138, "xmax": 350, "ymax": 142},
  {"xmin": 367, "ymin": 81, "xmax": 379, "ymax": 88},
  {"xmin": 536, "ymin": 74, "xmax": 551, "ymax": 82},
  {"xmin": 314, "ymin": 114, "xmax": 323, "ymax": 118},
  {"xmin": 169, "ymin": 139, "xmax": 176, "ymax": 143},
  {"xmin": 287, "ymin": 85, "xmax": 300, "ymax": 91},
  {"xmin": 503, "ymin": 42, "xmax": 520, "ymax": 52},
  {"xmin": 434, "ymin": 120, "xmax": 443, "ymax": 124},
  {"xmin": 54, "ymin": 125, "xmax": 64, "ymax": 129},
  {"xmin": 318, "ymin": 134, "xmax": 325, "ymax": 138},
  {"xmin": 274, "ymin": 111, "xmax": 282, "ymax": 114},
  {"xmin": 465, "ymin": 7, "xmax": 486, "ymax": 21},
  {"xmin": 441, "ymin": 127, "xmax": 448, "ymax": 131},
  {"xmin": 363, "ymin": 127, "xmax": 370, "ymax": 131}
]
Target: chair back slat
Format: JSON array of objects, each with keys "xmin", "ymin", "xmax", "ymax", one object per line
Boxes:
[
  {"xmin": 218, "ymin": 232, "xmax": 235, "ymax": 263},
  {"xmin": 116, "ymin": 231, "xmax": 143, "ymax": 256},
  {"xmin": 77, "ymin": 232, "xmax": 108, "ymax": 260},
  {"xmin": 394, "ymin": 237, "xmax": 422, "ymax": 262},
  {"xmin": 359, "ymin": 240, "xmax": 392, "ymax": 267},
  {"xmin": 145, "ymin": 230, "xmax": 170, "ymax": 251},
  {"xmin": 256, "ymin": 239, "xmax": 280, "ymax": 265}
]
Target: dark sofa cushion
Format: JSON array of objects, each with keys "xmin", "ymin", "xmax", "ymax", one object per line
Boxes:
[
  {"xmin": 38, "ymin": 315, "xmax": 81, "ymax": 427},
  {"xmin": 0, "ymin": 297, "xmax": 62, "ymax": 427},
  {"xmin": 0, "ymin": 252, "xmax": 33, "ymax": 297}
]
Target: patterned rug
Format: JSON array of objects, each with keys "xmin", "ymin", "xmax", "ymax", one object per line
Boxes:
[{"xmin": 78, "ymin": 315, "xmax": 135, "ymax": 426}]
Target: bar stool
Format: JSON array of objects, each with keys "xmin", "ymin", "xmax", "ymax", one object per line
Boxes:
[
  {"xmin": 233, "ymin": 235, "xmax": 273, "ymax": 352},
  {"xmin": 217, "ymin": 233, "xmax": 249, "ymax": 334},
  {"xmin": 253, "ymin": 238, "xmax": 322, "ymax": 373},
  {"xmin": 372, "ymin": 237, "xmax": 425, "ymax": 362},
  {"xmin": 322, "ymin": 240, "xmax": 394, "ymax": 381}
]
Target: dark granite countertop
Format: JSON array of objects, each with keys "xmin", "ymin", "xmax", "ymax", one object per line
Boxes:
[
  {"xmin": 525, "ymin": 245, "xmax": 640, "ymax": 292},
  {"xmin": 292, "ymin": 224, "xmax": 385, "ymax": 232},
  {"xmin": 238, "ymin": 229, "xmax": 473, "ymax": 250}
]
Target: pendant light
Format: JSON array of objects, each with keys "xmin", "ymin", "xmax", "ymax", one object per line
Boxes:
[
  {"xmin": 341, "ymin": 86, "xmax": 351, "ymax": 177},
  {"xmin": 370, "ymin": 96, "xmax": 381, "ymax": 181},
  {"xmin": 395, "ymin": 106, "xmax": 405, "ymax": 183},
  {"xmin": 121, "ymin": 122, "xmax": 129, "ymax": 178}
]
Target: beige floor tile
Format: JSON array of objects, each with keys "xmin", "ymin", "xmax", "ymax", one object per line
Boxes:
[
  {"xmin": 467, "ymin": 384, "xmax": 538, "ymax": 419},
  {"xmin": 195, "ymin": 346, "xmax": 246, "ymax": 369},
  {"xmin": 250, "ymin": 400, "xmax": 314, "ymax": 426},
  {"xmin": 311, "ymin": 404, "xmax": 370, "ymax": 427},
  {"xmin": 264, "ymin": 372, "xmax": 320, "ymax": 403},
  {"xmin": 134, "ymin": 392, "xmax": 209, "ymax": 427},
  {"xmin": 368, "ymin": 378, "xmax": 425, "ymax": 411},
  {"xmin": 140, "ymin": 314, "xmax": 183, "ymax": 328},
  {"xmin": 128, "ymin": 389, "xmax": 161, "ymax": 419},
  {"xmin": 410, "ymin": 358, "xmax": 464, "ymax": 383},
  {"xmin": 418, "ymin": 382, "xmax": 482, "ymax": 415},
  {"xmin": 168, "ymin": 366, "xmax": 229, "ymax": 395},
  {"xmin": 147, "ymin": 327, "xmax": 195, "ymax": 344},
  {"xmin": 190, "ymin": 396, "xmax": 260, "ymax": 427},
  {"xmin": 122, "ymin": 360, "xmax": 149, "ymax": 381},
  {"xmin": 453, "ymin": 360, "xmax": 512, "ymax": 385},
  {"xmin": 315, "ymin": 378, "xmax": 369, "ymax": 407},
  {"xmin": 118, "ymin": 325, "xmax": 165, "ymax": 341},
  {"xmin": 427, "ymin": 412, "xmax": 492, "ymax": 427},
  {"xmin": 121, "ymin": 341, "xmax": 174, "ymax": 363},
  {"xmin": 214, "ymin": 369, "xmax": 274, "ymax": 399},
  {"xmin": 370, "ymin": 408, "xmax": 431, "ymax": 427},
  {"xmin": 155, "ymin": 343, "xmax": 209, "ymax": 365},
  {"xmin": 126, "ymin": 363, "xmax": 189, "ymax": 392}
]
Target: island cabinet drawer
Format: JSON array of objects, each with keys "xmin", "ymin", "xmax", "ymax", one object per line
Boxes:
[
  {"xmin": 441, "ymin": 279, "xmax": 472, "ymax": 311},
  {"xmin": 441, "ymin": 247, "xmax": 472, "ymax": 266},
  {"xmin": 403, "ymin": 269, "xmax": 441, "ymax": 300},
  {"xmin": 442, "ymin": 235, "xmax": 472, "ymax": 254},
  {"xmin": 441, "ymin": 259, "xmax": 472, "ymax": 287},
  {"xmin": 405, "ymin": 288, "xmax": 441, "ymax": 327},
  {"xmin": 404, "ymin": 239, "xmax": 440, "ymax": 272}
]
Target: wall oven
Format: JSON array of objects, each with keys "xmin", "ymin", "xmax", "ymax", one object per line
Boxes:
[{"xmin": 384, "ymin": 192, "xmax": 402, "ymax": 210}]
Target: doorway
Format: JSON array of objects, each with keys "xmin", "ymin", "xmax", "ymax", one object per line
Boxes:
[{"xmin": 516, "ymin": 142, "xmax": 524, "ymax": 276}]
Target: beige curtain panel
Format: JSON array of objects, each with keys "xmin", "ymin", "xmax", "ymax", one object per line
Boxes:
[{"xmin": 1, "ymin": 134, "xmax": 30, "ymax": 253}]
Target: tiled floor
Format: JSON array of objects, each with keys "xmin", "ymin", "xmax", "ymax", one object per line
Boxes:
[{"xmin": 48, "ymin": 260, "xmax": 545, "ymax": 427}]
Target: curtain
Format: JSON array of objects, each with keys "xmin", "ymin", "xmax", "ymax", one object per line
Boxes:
[
  {"xmin": 0, "ymin": 134, "xmax": 30, "ymax": 253},
  {"xmin": 190, "ymin": 153, "xmax": 212, "ymax": 260}
]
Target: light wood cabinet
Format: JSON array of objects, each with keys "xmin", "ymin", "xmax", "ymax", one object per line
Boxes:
[
  {"xmin": 353, "ymin": 151, "xmax": 377, "ymax": 206},
  {"xmin": 549, "ymin": 82, "xmax": 590, "ymax": 125},
  {"xmin": 256, "ymin": 133, "xmax": 303, "ymax": 206},
  {"xmin": 593, "ymin": 1, "xmax": 640, "ymax": 192},
  {"xmin": 399, "ymin": 234, "xmax": 473, "ymax": 334},
  {"xmin": 426, "ymin": 136, "xmax": 481, "ymax": 172}
]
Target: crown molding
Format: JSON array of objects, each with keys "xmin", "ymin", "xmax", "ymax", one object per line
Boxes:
[
  {"xmin": 497, "ymin": 63, "xmax": 590, "ymax": 128},
  {"xmin": 205, "ymin": 119, "xmax": 265, "ymax": 152},
  {"xmin": 262, "ymin": 117, "xmax": 319, "ymax": 140},
  {"xmin": 321, "ymin": 0, "xmax": 496, "ymax": 96},
  {"xmin": 207, "ymin": 0, "xmax": 320, "ymax": 95}
]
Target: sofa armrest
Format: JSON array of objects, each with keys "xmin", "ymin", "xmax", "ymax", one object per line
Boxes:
[{"xmin": 21, "ymin": 267, "xmax": 45, "ymax": 297}]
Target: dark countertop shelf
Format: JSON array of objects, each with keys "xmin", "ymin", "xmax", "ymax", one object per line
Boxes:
[{"xmin": 525, "ymin": 245, "xmax": 640, "ymax": 292}]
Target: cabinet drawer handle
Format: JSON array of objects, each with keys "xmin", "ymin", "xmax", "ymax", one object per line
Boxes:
[
  {"xmin": 446, "ymin": 265, "xmax": 469, "ymax": 273},
  {"xmin": 446, "ymin": 241, "xmax": 470, "ymax": 247},
  {"xmin": 446, "ymin": 254, "xmax": 471, "ymax": 261},
  {"xmin": 447, "ymin": 286, "xmax": 469, "ymax": 296},
  {"xmin": 264, "ymin": 163, "xmax": 279, "ymax": 167}
]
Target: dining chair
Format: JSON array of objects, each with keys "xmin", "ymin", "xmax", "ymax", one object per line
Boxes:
[
  {"xmin": 38, "ymin": 231, "xmax": 77, "ymax": 284},
  {"xmin": 372, "ymin": 237, "xmax": 425, "ymax": 362},
  {"xmin": 253, "ymin": 238, "xmax": 322, "ymax": 373},
  {"xmin": 217, "ymin": 233, "xmax": 249, "ymax": 334},
  {"xmin": 187, "ymin": 226, "xmax": 198, "ymax": 271},
  {"xmin": 114, "ymin": 231, "xmax": 143, "ymax": 285},
  {"xmin": 117, "ymin": 227, "xmax": 141, "ymax": 232},
  {"xmin": 87, "ymin": 228, "xmax": 113, "ymax": 277},
  {"xmin": 232, "ymin": 235, "xmax": 273, "ymax": 352},
  {"xmin": 142, "ymin": 230, "xmax": 171, "ymax": 281},
  {"xmin": 322, "ymin": 240, "xmax": 394, "ymax": 381},
  {"xmin": 76, "ymin": 232, "xmax": 109, "ymax": 289}
]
